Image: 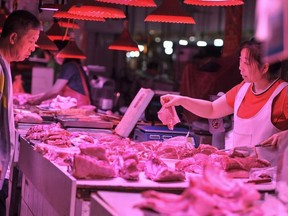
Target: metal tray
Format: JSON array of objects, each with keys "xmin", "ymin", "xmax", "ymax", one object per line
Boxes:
[{"xmin": 58, "ymin": 118, "xmax": 113, "ymax": 129}]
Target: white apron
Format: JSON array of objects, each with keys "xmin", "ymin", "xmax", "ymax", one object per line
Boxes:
[{"xmin": 233, "ymin": 81, "xmax": 288, "ymax": 166}]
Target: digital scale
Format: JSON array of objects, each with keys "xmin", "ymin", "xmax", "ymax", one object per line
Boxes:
[{"xmin": 133, "ymin": 125, "xmax": 199, "ymax": 147}]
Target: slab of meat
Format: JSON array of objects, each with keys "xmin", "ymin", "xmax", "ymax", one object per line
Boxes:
[
  {"xmin": 15, "ymin": 112, "xmax": 43, "ymax": 124},
  {"xmin": 79, "ymin": 144, "xmax": 109, "ymax": 162},
  {"xmin": 117, "ymin": 151, "xmax": 140, "ymax": 181},
  {"xmin": 69, "ymin": 133, "xmax": 95, "ymax": 146},
  {"xmin": 144, "ymin": 156, "xmax": 185, "ymax": 182},
  {"xmin": 157, "ymin": 105, "xmax": 180, "ymax": 130},
  {"xmin": 34, "ymin": 143, "xmax": 79, "ymax": 166},
  {"xmin": 175, "ymin": 154, "xmax": 209, "ymax": 174},
  {"xmin": 25, "ymin": 123, "xmax": 62, "ymax": 140},
  {"xmin": 72, "ymin": 154, "xmax": 116, "ymax": 179}
]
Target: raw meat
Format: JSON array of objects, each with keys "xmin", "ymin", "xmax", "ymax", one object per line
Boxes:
[
  {"xmin": 157, "ymin": 105, "xmax": 180, "ymax": 130},
  {"xmin": 73, "ymin": 154, "xmax": 116, "ymax": 179},
  {"xmin": 144, "ymin": 155, "xmax": 185, "ymax": 182}
]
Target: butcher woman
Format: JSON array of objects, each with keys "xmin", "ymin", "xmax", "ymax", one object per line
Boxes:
[{"xmin": 160, "ymin": 39, "xmax": 288, "ymax": 166}]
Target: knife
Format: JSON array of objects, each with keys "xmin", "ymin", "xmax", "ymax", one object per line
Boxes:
[{"xmin": 255, "ymin": 143, "xmax": 273, "ymax": 147}]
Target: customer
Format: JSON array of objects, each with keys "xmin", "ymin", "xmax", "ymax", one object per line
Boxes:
[
  {"xmin": 27, "ymin": 40, "xmax": 91, "ymax": 106},
  {"xmin": 0, "ymin": 10, "xmax": 40, "ymax": 215},
  {"xmin": 160, "ymin": 39, "xmax": 288, "ymax": 165}
]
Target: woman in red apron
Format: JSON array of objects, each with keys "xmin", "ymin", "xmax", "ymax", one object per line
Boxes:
[
  {"xmin": 160, "ymin": 39, "xmax": 288, "ymax": 165},
  {"xmin": 27, "ymin": 40, "xmax": 91, "ymax": 107}
]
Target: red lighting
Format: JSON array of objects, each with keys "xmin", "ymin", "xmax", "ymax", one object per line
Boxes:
[
  {"xmin": 184, "ymin": 0, "xmax": 244, "ymax": 6},
  {"xmin": 145, "ymin": 0, "xmax": 196, "ymax": 24},
  {"xmin": 96, "ymin": 0, "xmax": 157, "ymax": 7},
  {"xmin": 36, "ymin": 31, "xmax": 58, "ymax": 51},
  {"xmin": 68, "ymin": 5, "xmax": 126, "ymax": 19},
  {"xmin": 46, "ymin": 21, "xmax": 70, "ymax": 41},
  {"xmin": 108, "ymin": 21, "xmax": 139, "ymax": 52},
  {"xmin": 56, "ymin": 40, "xmax": 86, "ymax": 59}
]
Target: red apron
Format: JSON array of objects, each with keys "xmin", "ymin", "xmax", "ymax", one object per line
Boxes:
[{"xmin": 60, "ymin": 63, "xmax": 91, "ymax": 106}]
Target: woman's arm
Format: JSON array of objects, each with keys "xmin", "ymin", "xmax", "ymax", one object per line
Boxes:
[
  {"xmin": 27, "ymin": 79, "xmax": 68, "ymax": 105},
  {"xmin": 160, "ymin": 94, "xmax": 234, "ymax": 119}
]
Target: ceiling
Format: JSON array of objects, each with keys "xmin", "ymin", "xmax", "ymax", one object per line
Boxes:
[
  {"xmin": 6, "ymin": 0, "xmax": 257, "ymax": 79},
  {"xmin": 6, "ymin": 0, "xmax": 257, "ymax": 42}
]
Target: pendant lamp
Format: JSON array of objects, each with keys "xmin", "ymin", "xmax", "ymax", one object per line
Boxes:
[
  {"xmin": 96, "ymin": 0, "xmax": 157, "ymax": 7},
  {"xmin": 108, "ymin": 20, "xmax": 139, "ymax": 51},
  {"xmin": 184, "ymin": 0, "xmax": 244, "ymax": 6},
  {"xmin": 53, "ymin": 0, "xmax": 106, "ymax": 21},
  {"xmin": 46, "ymin": 20, "xmax": 70, "ymax": 41},
  {"xmin": 145, "ymin": 0, "xmax": 196, "ymax": 24},
  {"xmin": 56, "ymin": 36, "xmax": 86, "ymax": 59},
  {"xmin": 36, "ymin": 31, "xmax": 58, "ymax": 51},
  {"xmin": 68, "ymin": 3, "xmax": 126, "ymax": 19},
  {"xmin": 58, "ymin": 19, "xmax": 80, "ymax": 29}
]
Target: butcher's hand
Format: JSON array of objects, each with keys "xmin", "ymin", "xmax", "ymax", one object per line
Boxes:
[
  {"xmin": 260, "ymin": 130, "xmax": 288, "ymax": 148},
  {"xmin": 26, "ymin": 94, "xmax": 43, "ymax": 105},
  {"xmin": 160, "ymin": 94, "xmax": 183, "ymax": 107}
]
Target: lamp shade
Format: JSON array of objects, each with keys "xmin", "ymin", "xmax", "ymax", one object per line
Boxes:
[
  {"xmin": 53, "ymin": 0, "xmax": 106, "ymax": 21},
  {"xmin": 58, "ymin": 19, "xmax": 80, "ymax": 29},
  {"xmin": 108, "ymin": 21, "xmax": 139, "ymax": 51},
  {"xmin": 36, "ymin": 31, "xmax": 58, "ymax": 51},
  {"xmin": 68, "ymin": 4, "xmax": 126, "ymax": 19},
  {"xmin": 145, "ymin": 0, "xmax": 196, "ymax": 24},
  {"xmin": 56, "ymin": 40, "xmax": 86, "ymax": 59},
  {"xmin": 46, "ymin": 21, "xmax": 70, "ymax": 41},
  {"xmin": 184, "ymin": 0, "xmax": 244, "ymax": 6},
  {"xmin": 96, "ymin": 0, "xmax": 157, "ymax": 7}
]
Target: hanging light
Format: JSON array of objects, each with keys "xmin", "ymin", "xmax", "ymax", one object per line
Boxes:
[
  {"xmin": 145, "ymin": 0, "xmax": 196, "ymax": 24},
  {"xmin": 108, "ymin": 20, "xmax": 139, "ymax": 52},
  {"xmin": 46, "ymin": 20, "xmax": 70, "ymax": 41},
  {"xmin": 58, "ymin": 19, "xmax": 80, "ymax": 29},
  {"xmin": 53, "ymin": 0, "xmax": 106, "ymax": 21},
  {"xmin": 96, "ymin": 0, "xmax": 157, "ymax": 7},
  {"xmin": 184, "ymin": 0, "xmax": 244, "ymax": 6},
  {"xmin": 36, "ymin": 31, "xmax": 58, "ymax": 51},
  {"xmin": 56, "ymin": 34, "xmax": 86, "ymax": 59},
  {"xmin": 68, "ymin": 3, "xmax": 126, "ymax": 19}
]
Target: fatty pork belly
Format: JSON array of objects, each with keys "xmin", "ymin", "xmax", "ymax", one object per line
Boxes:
[
  {"xmin": 72, "ymin": 144, "xmax": 116, "ymax": 179},
  {"xmin": 144, "ymin": 155, "xmax": 185, "ymax": 182}
]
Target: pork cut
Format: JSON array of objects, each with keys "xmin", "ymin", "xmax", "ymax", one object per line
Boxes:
[
  {"xmin": 72, "ymin": 154, "xmax": 116, "ymax": 179},
  {"xmin": 144, "ymin": 156, "xmax": 185, "ymax": 182},
  {"xmin": 157, "ymin": 105, "xmax": 180, "ymax": 130}
]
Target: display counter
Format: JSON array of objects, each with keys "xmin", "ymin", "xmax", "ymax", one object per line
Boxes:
[{"xmin": 17, "ymin": 136, "xmax": 189, "ymax": 216}]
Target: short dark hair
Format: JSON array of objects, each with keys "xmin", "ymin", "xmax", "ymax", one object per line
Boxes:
[{"xmin": 1, "ymin": 10, "xmax": 41, "ymax": 39}]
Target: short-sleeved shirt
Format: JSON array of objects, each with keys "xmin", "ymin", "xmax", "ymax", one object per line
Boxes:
[
  {"xmin": 58, "ymin": 61, "xmax": 87, "ymax": 95},
  {"xmin": 226, "ymin": 79, "xmax": 288, "ymax": 130}
]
